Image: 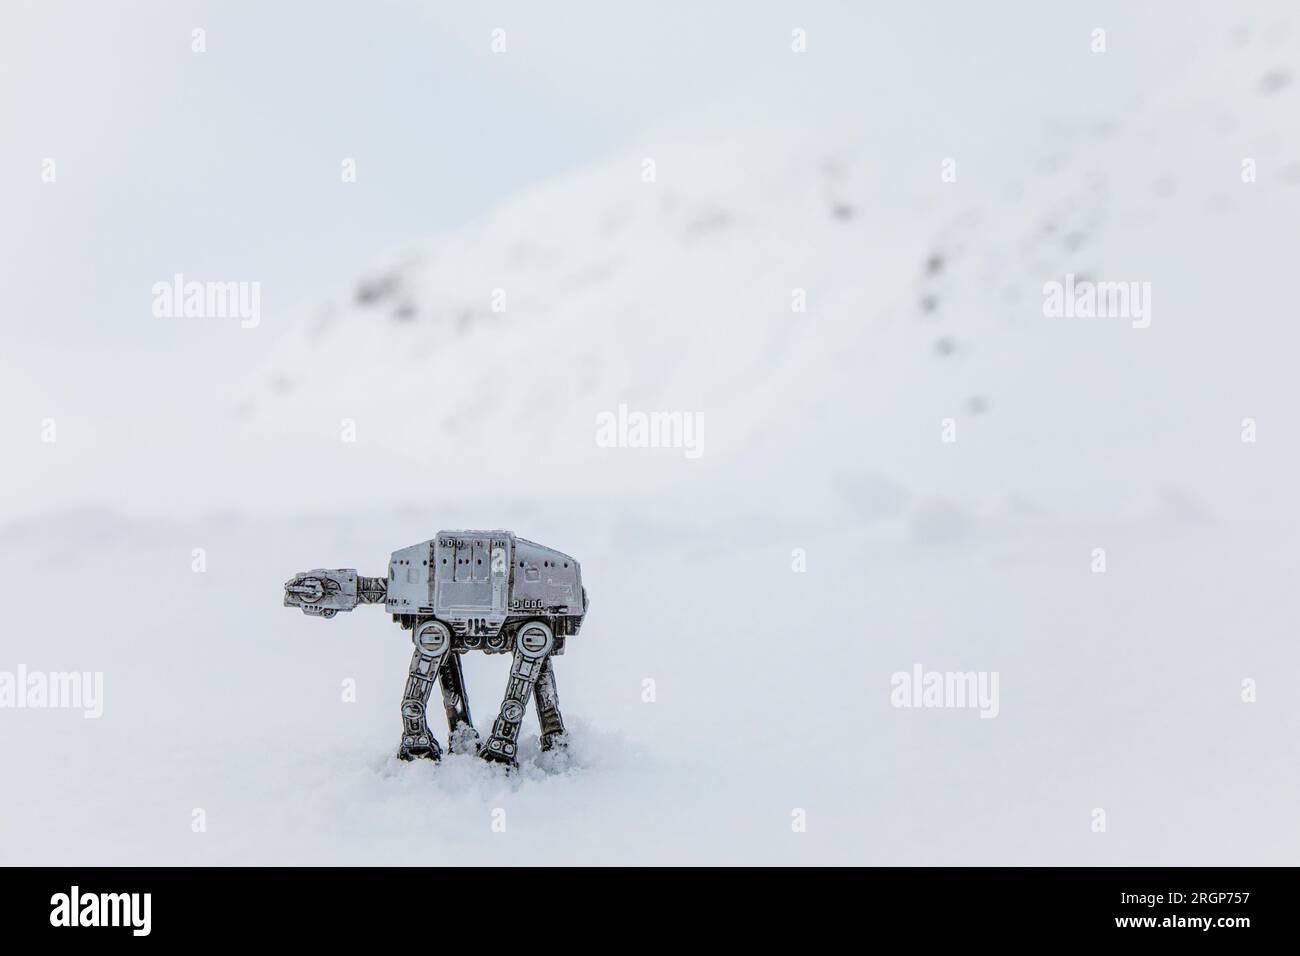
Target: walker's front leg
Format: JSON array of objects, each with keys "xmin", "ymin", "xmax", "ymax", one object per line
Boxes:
[
  {"xmin": 481, "ymin": 621, "xmax": 554, "ymax": 768},
  {"xmin": 398, "ymin": 620, "xmax": 451, "ymax": 761}
]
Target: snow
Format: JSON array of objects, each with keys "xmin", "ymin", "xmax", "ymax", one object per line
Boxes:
[
  {"xmin": 0, "ymin": 497, "xmax": 1295, "ymax": 864},
  {"xmin": 2, "ymin": 5, "xmax": 1299, "ymax": 864}
]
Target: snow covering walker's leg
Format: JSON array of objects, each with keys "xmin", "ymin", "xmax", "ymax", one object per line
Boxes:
[
  {"xmin": 398, "ymin": 620, "xmax": 451, "ymax": 761},
  {"xmin": 481, "ymin": 621, "xmax": 554, "ymax": 768},
  {"xmin": 437, "ymin": 651, "xmax": 478, "ymax": 752}
]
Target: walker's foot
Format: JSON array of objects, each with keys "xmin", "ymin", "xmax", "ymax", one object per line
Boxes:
[
  {"xmin": 479, "ymin": 745, "xmax": 518, "ymax": 770},
  {"xmin": 398, "ymin": 734, "xmax": 442, "ymax": 762}
]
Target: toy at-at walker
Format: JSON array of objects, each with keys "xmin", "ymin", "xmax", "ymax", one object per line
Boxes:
[{"xmin": 284, "ymin": 531, "xmax": 587, "ymax": 768}]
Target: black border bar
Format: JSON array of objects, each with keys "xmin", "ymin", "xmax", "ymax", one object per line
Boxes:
[{"xmin": 0, "ymin": 866, "xmax": 1288, "ymax": 941}]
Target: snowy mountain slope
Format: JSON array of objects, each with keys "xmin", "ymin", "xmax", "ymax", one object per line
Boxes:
[
  {"xmin": 231, "ymin": 133, "xmax": 921, "ymax": 509},
  {"xmin": 227, "ymin": 18, "xmax": 1300, "ymax": 530}
]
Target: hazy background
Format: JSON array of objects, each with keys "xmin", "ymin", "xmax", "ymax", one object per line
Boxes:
[
  {"xmin": 0, "ymin": 0, "xmax": 1253, "ymax": 518},
  {"xmin": 2, "ymin": 1, "xmax": 1298, "ymax": 865}
]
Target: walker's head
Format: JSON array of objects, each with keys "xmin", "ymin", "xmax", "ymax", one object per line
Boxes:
[{"xmin": 284, "ymin": 569, "xmax": 386, "ymax": 618}]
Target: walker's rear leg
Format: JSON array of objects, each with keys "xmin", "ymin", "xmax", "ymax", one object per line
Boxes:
[
  {"xmin": 533, "ymin": 657, "xmax": 567, "ymax": 752},
  {"xmin": 438, "ymin": 651, "xmax": 480, "ymax": 753},
  {"xmin": 482, "ymin": 621, "xmax": 554, "ymax": 768},
  {"xmin": 398, "ymin": 620, "xmax": 451, "ymax": 761}
]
